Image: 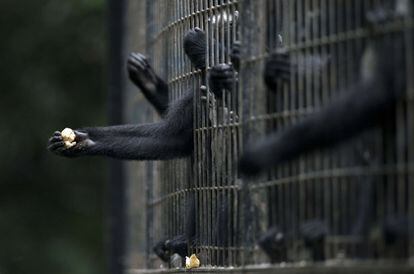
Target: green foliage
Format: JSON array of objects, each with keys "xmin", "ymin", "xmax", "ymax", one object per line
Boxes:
[{"xmin": 0, "ymin": 0, "xmax": 107, "ymax": 273}]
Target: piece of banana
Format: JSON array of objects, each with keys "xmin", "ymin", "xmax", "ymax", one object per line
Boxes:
[
  {"xmin": 185, "ymin": 254, "xmax": 200, "ymax": 269},
  {"xmin": 61, "ymin": 128, "xmax": 76, "ymax": 148}
]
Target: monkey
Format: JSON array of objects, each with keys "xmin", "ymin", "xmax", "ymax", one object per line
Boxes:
[
  {"xmin": 229, "ymin": 41, "xmax": 240, "ymax": 72},
  {"xmin": 183, "ymin": 27, "xmax": 207, "ymax": 71},
  {"xmin": 153, "ymin": 234, "xmax": 199, "ymax": 267},
  {"xmin": 48, "ymin": 26, "xmax": 241, "ymax": 161},
  {"xmin": 263, "ymin": 51, "xmax": 291, "ymax": 91},
  {"xmin": 153, "ymin": 238, "xmax": 172, "ymax": 263},
  {"xmin": 47, "ymin": 93, "xmax": 194, "ymax": 160},
  {"xmin": 127, "ymin": 52, "xmax": 169, "ymax": 115},
  {"xmin": 48, "ymin": 28, "xmax": 208, "ymax": 160},
  {"xmin": 258, "ymin": 226, "xmax": 288, "ymax": 263},
  {"xmin": 153, "ymin": 192, "xmax": 197, "ymax": 265},
  {"xmin": 258, "ymin": 220, "xmax": 328, "ymax": 263},
  {"xmin": 238, "ymin": 24, "xmax": 408, "ymax": 176},
  {"xmin": 371, "ymin": 215, "xmax": 413, "ymax": 259},
  {"xmin": 208, "ymin": 63, "xmax": 236, "ymax": 98},
  {"xmin": 264, "ymin": 50, "xmax": 330, "ymax": 92},
  {"xmin": 300, "ymin": 220, "xmax": 329, "ymax": 262},
  {"xmin": 153, "ymin": 235, "xmax": 189, "ymax": 262}
]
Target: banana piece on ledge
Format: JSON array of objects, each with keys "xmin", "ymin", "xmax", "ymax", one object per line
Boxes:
[
  {"xmin": 185, "ymin": 254, "xmax": 200, "ymax": 270},
  {"xmin": 61, "ymin": 128, "xmax": 76, "ymax": 148}
]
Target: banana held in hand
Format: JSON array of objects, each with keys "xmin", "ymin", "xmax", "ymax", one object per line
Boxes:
[{"xmin": 61, "ymin": 128, "xmax": 76, "ymax": 148}]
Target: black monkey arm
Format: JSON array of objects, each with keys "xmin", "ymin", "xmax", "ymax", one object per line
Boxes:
[
  {"xmin": 48, "ymin": 92, "xmax": 194, "ymax": 160},
  {"xmin": 83, "ymin": 91, "xmax": 194, "ymax": 138},
  {"xmin": 89, "ymin": 135, "xmax": 193, "ymax": 160},
  {"xmin": 127, "ymin": 53, "xmax": 169, "ymax": 115},
  {"xmin": 82, "ymin": 123, "xmax": 169, "ymax": 138},
  {"xmin": 239, "ymin": 78, "xmax": 393, "ymax": 175},
  {"xmin": 239, "ymin": 38, "xmax": 405, "ymax": 176},
  {"xmin": 48, "ymin": 130, "xmax": 193, "ymax": 160}
]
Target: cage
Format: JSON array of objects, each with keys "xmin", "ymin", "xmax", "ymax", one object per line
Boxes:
[{"xmin": 126, "ymin": 0, "xmax": 414, "ymax": 273}]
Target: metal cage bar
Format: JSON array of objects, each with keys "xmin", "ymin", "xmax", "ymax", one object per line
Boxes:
[{"xmin": 131, "ymin": 0, "xmax": 414, "ymax": 271}]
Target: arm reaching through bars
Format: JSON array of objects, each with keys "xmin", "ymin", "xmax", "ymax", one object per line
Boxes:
[
  {"xmin": 127, "ymin": 52, "xmax": 169, "ymax": 115},
  {"xmin": 48, "ymin": 28, "xmax": 208, "ymax": 161},
  {"xmin": 239, "ymin": 34, "xmax": 407, "ymax": 176},
  {"xmin": 47, "ymin": 92, "xmax": 194, "ymax": 160}
]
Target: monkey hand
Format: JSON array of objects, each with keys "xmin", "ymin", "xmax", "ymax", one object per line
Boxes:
[
  {"xmin": 264, "ymin": 52, "xmax": 291, "ymax": 90},
  {"xmin": 127, "ymin": 53, "xmax": 159, "ymax": 93},
  {"xmin": 208, "ymin": 64, "xmax": 236, "ymax": 98},
  {"xmin": 230, "ymin": 41, "xmax": 240, "ymax": 71},
  {"xmin": 47, "ymin": 130, "xmax": 93, "ymax": 157},
  {"xmin": 183, "ymin": 27, "xmax": 206, "ymax": 70}
]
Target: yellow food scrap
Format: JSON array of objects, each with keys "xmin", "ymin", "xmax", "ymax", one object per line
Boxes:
[
  {"xmin": 61, "ymin": 128, "xmax": 76, "ymax": 148},
  {"xmin": 64, "ymin": 140, "xmax": 76, "ymax": 148},
  {"xmin": 185, "ymin": 254, "xmax": 200, "ymax": 269}
]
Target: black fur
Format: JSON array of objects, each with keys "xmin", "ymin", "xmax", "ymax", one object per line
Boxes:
[
  {"xmin": 153, "ymin": 235, "xmax": 189, "ymax": 264},
  {"xmin": 229, "ymin": 41, "xmax": 240, "ymax": 72},
  {"xmin": 263, "ymin": 51, "xmax": 291, "ymax": 90},
  {"xmin": 208, "ymin": 63, "xmax": 236, "ymax": 98},
  {"xmin": 153, "ymin": 238, "xmax": 171, "ymax": 262},
  {"xmin": 47, "ymin": 92, "xmax": 194, "ymax": 160},
  {"xmin": 258, "ymin": 226, "xmax": 287, "ymax": 263},
  {"xmin": 183, "ymin": 28, "xmax": 206, "ymax": 70},
  {"xmin": 47, "ymin": 27, "xmax": 242, "ymax": 161},
  {"xmin": 48, "ymin": 28, "xmax": 209, "ymax": 161},
  {"xmin": 127, "ymin": 52, "xmax": 169, "ymax": 115},
  {"xmin": 164, "ymin": 234, "xmax": 189, "ymax": 258},
  {"xmin": 153, "ymin": 193, "xmax": 196, "ymax": 262},
  {"xmin": 370, "ymin": 215, "xmax": 413, "ymax": 259},
  {"xmin": 300, "ymin": 220, "xmax": 328, "ymax": 261}
]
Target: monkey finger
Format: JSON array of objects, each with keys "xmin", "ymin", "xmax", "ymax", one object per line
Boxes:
[
  {"xmin": 130, "ymin": 52, "xmax": 145, "ymax": 62},
  {"xmin": 49, "ymin": 136, "xmax": 62, "ymax": 143},
  {"xmin": 128, "ymin": 53, "xmax": 142, "ymax": 65},
  {"xmin": 129, "ymin": 57, "xmax": 146, "ymax": 70},
  {"xmin": 127, "ymin": 56, "xmax": 139, "ymax": 67},
  {"xmin": 127, "ymin": 63, "xmax": 139, "ymax": 73},
  {"xmin": 48, "ymin": 141, "xmax": 65, "ymax": 151},
  {"xmin": 134, "ymin": 55, "xmax": 150, "ymax": 69},
  {"xmin": 128, "ymin": 52, "xmax": 141, "ymax": 61},
  {"xmin": 134, "ymin": 52, "xmax": 147, "ymax": 61}
]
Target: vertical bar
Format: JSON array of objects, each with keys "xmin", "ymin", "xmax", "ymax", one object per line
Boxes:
[{"xmin": 107, "ymin": 0, "xmax": 127, "ymax": 273}]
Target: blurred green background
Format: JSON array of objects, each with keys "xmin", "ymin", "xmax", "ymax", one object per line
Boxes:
[{"xmin": 0, "ymin": 0, "xmax": 108, "ymax": 273}]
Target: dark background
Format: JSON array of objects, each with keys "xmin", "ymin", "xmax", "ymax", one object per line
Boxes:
[{"xmin": 0, "ymin": 0, "xmax": 108, "ymax": 273}]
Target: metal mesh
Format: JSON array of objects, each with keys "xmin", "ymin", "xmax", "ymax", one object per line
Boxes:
[
  {"xmin": 240, "ymin": 0, "xmax": 414, "ymax": 265},
  {"xmin": 138, "ymin": 0, "xmax": 414, "ymax": 271},
  {"xmin": 145, "ymin": 0, "xmax": 241, "ymax": 268}
]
